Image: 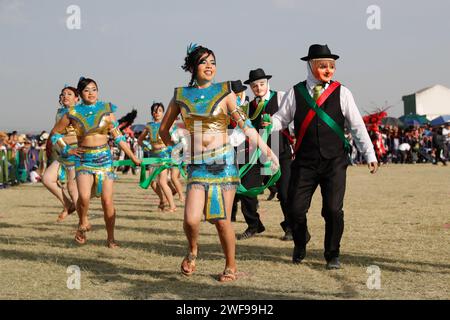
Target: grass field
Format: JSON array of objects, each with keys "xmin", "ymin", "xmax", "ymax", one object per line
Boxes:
[{"xmin": 0, "ymin": 164, "xmax": 449, "ymax": 300}]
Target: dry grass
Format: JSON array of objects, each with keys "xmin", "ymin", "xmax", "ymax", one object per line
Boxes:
[{"xmin": 0, "ymin": 164, "xmax": 449, "ymax": 300}]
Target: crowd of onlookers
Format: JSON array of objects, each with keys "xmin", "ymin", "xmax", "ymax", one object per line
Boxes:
[
  {"xmin": 1, "ymin": 123, "xmax": 449, "ymax": 189},
  {"xmin": 0, "ymin": 130, "xmax": 145, "ymax": 189},
  {"xmin": 348, "ymin": 124, "xmax": 450, "ymax": 166},
  {"xmin": 0, "ymin": 130, "xmax": 51, "ymax": 188}
]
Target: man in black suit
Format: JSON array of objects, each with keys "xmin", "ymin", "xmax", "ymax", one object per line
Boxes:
[
  {"xmin": 236, "ymin": 68, "xmax": 295, "ymax": 241},
  {"xmin": 269, "ymin": 45, "xmax": 378, "ymax": 269}
]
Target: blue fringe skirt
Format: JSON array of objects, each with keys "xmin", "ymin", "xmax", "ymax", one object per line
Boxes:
[
  {"xmin": 75, "ymin": 144, "xmax": 117, "ymax": 197},
  {"xmin": 186, "ymin": 144, "xmax": 240, "ymax": 222}
]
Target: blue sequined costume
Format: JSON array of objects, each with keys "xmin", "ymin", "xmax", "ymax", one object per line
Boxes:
[
  {"xmin": 54, "ymin": 106, "xmax": 78, "ymax": 182},
  {"xmin": 68, "ymin": 101, "xmax": 118, "ymax": 197},
  {"xmin": 174, "ymin": 82, "xmax": 239, "ymax": 221},
  {"xmin": 145, "ymin": 121, "xmax": 174, "ymax": 159}
]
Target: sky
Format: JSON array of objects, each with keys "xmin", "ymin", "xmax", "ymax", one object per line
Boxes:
[{"xmin": 1, "ymin": 0, "xmax": 449, "ymax": 132}]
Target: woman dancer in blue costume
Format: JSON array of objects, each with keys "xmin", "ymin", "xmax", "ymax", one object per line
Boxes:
[
  {"xmin": 44, "ymin": 87, "xmax": 79, "ymax": 222},
  {"xmin": 50, "ymin": 77, "xmax": 141, "ymax": 248},
  {"xmin": 137, "ymin": 102, "xmax": 185, "ymax": 212},
  {"xmin": 160, "ymin": 44, "xmax": 279, "ymax": 282}
]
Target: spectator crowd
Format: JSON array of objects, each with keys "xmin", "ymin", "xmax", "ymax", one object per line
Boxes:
[
  {"xmin": 1, "ymin": 122, "xmax": 449, "ymax": 189},
  {"xmin": 348, "ymin": 123, "xmax": 450, "ymax": 166}
]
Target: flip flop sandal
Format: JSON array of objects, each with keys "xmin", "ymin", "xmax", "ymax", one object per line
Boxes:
[
  {"xmin": 218, "ymin": 268, "xmax": 237, "ymax": 283},
  {"xmin": 106, "ymin": 239, "xmax": 120, "ymax": 249},
  {"xmin": 74, "ymin": 225, "xmax": 89, "ymax": 245},
  {"xmin": 181, "ymin": 253, "xmax": 197, "ymax": 276}
]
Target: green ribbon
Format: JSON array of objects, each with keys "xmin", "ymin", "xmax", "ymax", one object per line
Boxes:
[
  {"xmin": 113, "ymin": 157, "xmax": 185, "ymax": 189},
  {"xmin": 237, "ymin": 113, "xmax": 281, "ymax": 197},
  {"xmin": 114, "ymin": 115, "xmax": 280, "ymax": 196},
  {"xmin": 296, "ymin": 83, "xmax": 351, "ymax": 151}
]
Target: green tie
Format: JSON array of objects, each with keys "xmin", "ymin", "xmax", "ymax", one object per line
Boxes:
[
  {"xmin": 258, "ymin": 97, "xmax": 265, "ymax": 108},
  {"xmin": 313, "ymin": 84, "xmax": 323, "ymax": 101}
]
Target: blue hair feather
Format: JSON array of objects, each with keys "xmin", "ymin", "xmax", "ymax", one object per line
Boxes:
[{"xmin": 187, "ymin": 43, "xmax": 199, "ymax": 55}]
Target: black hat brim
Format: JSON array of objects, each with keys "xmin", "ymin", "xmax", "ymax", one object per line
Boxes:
[
  {"xmin": 301, "ymin": 54, "xmax": 339, "ymax": 61},
  {"xmin": 243, "ymin": 75, "xmax": 272, "ymax": 85},
  {"xmin": 232, "ymin": 85, "xmax": 247, "ymax": 93}
]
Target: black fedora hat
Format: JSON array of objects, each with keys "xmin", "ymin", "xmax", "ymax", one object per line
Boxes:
[
  {"xmin": 244, "ymin": 68, "xmax": 272, "ymax": 85},
  {"xmin": 231, "ymin": 80, "xmax": 247, "ymax": 94},
  {"xmin": 301, "ymin": 44, "xmax": 339, "ymax": 61}
]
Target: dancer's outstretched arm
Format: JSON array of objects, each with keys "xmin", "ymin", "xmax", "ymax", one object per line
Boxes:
[
  {"xmin": 49, "ymin": 114, "xmax": 83, "ymax": 158},
  {"xmin": 109, "ymin": 113, "xmax": 141, "ymax": 166},
  {"xmin": 225, "ymin": 92, "xmax": 279, "ymax": 171},
  {"xmin": 137, "ymin": 128, "xmax": 149, "ymax": 148}
]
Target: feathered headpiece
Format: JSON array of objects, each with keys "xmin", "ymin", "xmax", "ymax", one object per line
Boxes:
[
  {"xmin": 118, "ymin": 109, "xmax": 138, "ymax": 130},
  {"xmin": 363, "ymin": 106, "xmax": 390, "ymax": 132},
  {"xmin": 187, "ymin": 43, "xmax": 199, "ymax": 55}
]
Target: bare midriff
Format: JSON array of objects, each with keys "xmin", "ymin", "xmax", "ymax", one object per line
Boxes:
[
  {"xmin": 151, "ymin": 143, "xmax": 166, "ymax": 151},
  {"xmin": 184, "ymin": 102, "xmax": 230, "ymax": 154}
]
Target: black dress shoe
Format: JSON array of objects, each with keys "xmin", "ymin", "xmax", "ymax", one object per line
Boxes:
[
  {"xmin": 281, "ymin": 230, "xmax": 293, "ymax": 241},
  {"xmin": 306, "ymin": 230, "xmax": 311, "ymax": 244},
  {"xmin": 292, "ymin": 246, "xmax": 306, "ymax": 264},
  {"xmin": 326, "ymin": 257, "xmax": 341, "ymax": 270},
  {"xmin": 237, "ymin": 226, "xmax": 265, "ymax": 240}
]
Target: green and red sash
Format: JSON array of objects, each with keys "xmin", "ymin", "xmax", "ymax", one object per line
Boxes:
[{"xmin": 294, "ymin": 82, "xmax": 351, "ymax": 153}]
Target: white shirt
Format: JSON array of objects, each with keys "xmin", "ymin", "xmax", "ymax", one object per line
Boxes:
[
  {"xmin": 443, "ymin": 127, "xmax": 450, "ymax": 142},
  {"xmin": 30, "ymin": 171, "xmax": 41, "ymax": 183},
  {"xmin": 271, "ymin": 81, "xmax": 377, "ymax": 163},
  {"xmin": 399, "ymin": 143, "xmax": 411, "ymax": 152}
]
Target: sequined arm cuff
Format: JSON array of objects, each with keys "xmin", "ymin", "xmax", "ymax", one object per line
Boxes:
[
  {"xmin": 50, "ymin": 133, "xmax": 65, "ymax": 146},
  {"xmin": 229, "ymin": 107, "xmax": 254, "ymax": 130},
  {"xmin": 109, "ymin": 125, "xmax": 126, "ymax": 146},
  {"xmin": 50, "ymin": 133, "xmax": 73, "ymax": 155},
  {"xmin": 114, "ymin": 135, "xmax": 126, "ymax": 146}
]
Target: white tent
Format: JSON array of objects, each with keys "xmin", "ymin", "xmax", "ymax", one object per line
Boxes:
[{"xmin": 402, "ymin": 85, "xmax": 450, "ymax": 120}]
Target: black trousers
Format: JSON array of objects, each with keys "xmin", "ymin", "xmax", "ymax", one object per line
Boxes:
[
  {"xmin": 238, "ymin": 156, "xmax": 292, "ymax": 231},
  {"xmin": 278, "ymin": 156, "xmax": 292, "ymax": 232},
  {"xmin": 238, "ymin": 164, "xmax": 264, "ymax": 231},
  {"xmin": 287, "ymin": 154, "xmax": 347, "ymax": 261}
]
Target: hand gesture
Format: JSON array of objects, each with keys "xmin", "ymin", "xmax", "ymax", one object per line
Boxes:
[
  {"xmin": 68, "ymin": 147, "xmax": 83, "ymax": 158},
  {"xmin": 133, "ymin": 158, "xmax": 142, "ymax": 167},
  {"xmin": 267, "ymin": 150, "xmax": 280, "ymax": 173},
  {"xmin": 261, "ymin": 121, "xmax": 271, "ymax": 128}
]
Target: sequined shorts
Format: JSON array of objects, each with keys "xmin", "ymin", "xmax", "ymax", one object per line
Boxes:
[
  {"xmin": 75, "ymin": 144, "xmax": 117, "ymax": 197},
  {"xmin": 185, "ymin": 144, "xmax": 240, "ymax": 222},
  {"xmin": 186, "ymin": 144, "xmax": 240, "ymax": 189}
]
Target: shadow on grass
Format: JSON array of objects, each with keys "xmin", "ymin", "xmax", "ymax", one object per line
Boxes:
[
  {"xmin": 0, "ymin": 246, "xmax": 348, "ymax": 300},
  {"xmin": 2, "ymin": 230, "xmax": 449, "ymax": 275}
]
